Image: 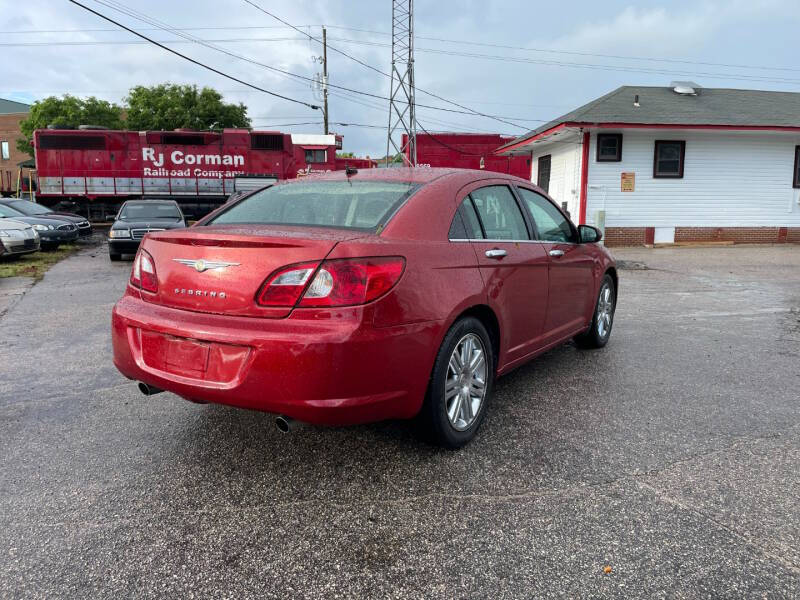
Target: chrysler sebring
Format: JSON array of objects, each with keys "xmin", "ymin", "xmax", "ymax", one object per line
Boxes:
[{"xmin": 112, "ymin": 168, "xmax": 616, "ymax": 447}]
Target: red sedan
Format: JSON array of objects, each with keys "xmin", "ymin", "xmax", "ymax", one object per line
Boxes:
[{"xmin": 112, "ymin": 168, "xmax": 617, "ymax": 447}]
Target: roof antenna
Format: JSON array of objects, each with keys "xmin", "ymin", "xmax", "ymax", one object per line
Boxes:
[{"xmin": 634, "ymin": 94, "xmax": 640, "ymax": 107}]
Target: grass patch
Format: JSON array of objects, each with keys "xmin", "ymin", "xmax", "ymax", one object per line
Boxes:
[{"xmin": 0, "ymin": 244, "xmax": 80, "ymax": 280}]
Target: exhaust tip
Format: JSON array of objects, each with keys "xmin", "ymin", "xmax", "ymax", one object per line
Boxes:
[
  {"xmin": 275, "ymin": 415, "xmax": 292, "ymax": 433},
  {"xmin": 137, "ymin": 382, "xmax": 164, "ymax": 396}
]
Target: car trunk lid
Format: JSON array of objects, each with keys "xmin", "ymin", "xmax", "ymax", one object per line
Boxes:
[{"xmin": 139, "ymin": 225, "xmax": 363, "ymax": 318}]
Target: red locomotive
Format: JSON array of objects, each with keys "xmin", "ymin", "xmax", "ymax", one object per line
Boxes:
[
  {"xmin": 404, "ymin": 132, "xmax": 530, "ymax": 178},
  {"xmin": 24, "ymin": 128, "xmax": 374, "ymax": 219}
]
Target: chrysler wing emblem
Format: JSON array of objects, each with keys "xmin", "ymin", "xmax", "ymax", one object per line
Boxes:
[{"xmin": 173, "ymin": 258, "xmax": 241, "ymax": 273}]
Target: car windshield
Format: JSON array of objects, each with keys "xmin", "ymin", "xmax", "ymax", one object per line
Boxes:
[
  {"xmin": 208, "ymin": 180, "xmax": 417, "ymax": 230},
  {"xmin": 119, "ymin": 202, "xmax": 182, "ymax": 220},
  {"xmin": 7, "ymin": 200, "xmax": 52, "ymax": 215},
  {"xmin": 0, "ymin": 204, "xmax": 26, "ymax": 218}
]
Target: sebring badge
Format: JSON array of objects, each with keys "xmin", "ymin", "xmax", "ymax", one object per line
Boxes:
[
  {"xmin": 174, "ymin": 288, "xmax": 226, "ymax": 299},
  {"xmin": 173, "ymin": 258, "xmax": 240, "ymax": 273}
]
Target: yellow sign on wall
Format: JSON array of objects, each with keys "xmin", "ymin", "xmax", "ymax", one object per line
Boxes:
[{"xmin": 621, "ymin": 172, "xmax": 635, "ymax": 192}]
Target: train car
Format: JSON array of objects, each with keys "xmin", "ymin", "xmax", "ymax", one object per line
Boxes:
[
  {"xmin": 403, "ymin": 132, "xmax": 531, "ymax": 179},
  {"xmin": 334, "ymin": 156, "xmax": 378, "ymax": 170},
  {"xmin": 31, "ymin": 128, "xmax": 350, "ymax": 220}
]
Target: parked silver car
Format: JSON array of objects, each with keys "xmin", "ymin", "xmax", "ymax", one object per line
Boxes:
[{"xmin": 0, "ymin": 218, "xmax": 40, "ymax": 256}]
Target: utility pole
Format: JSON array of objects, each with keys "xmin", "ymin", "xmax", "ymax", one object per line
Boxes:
[
  {"xmin": 386, "ymin": 0, "xmax": 416, "ymax": 166},
  {"xmin": 322, "ymin": 26, "xmax": 329, "ymax": 135}
]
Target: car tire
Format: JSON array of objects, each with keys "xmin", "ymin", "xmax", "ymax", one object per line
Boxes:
[
  {"xmin": 419, "ymin": 316, "xmax": 494, "ymax": 449},
  {"xmin": 109, "ymin": 253, "xmax": 122, "ymax": 261},
  {"xmin": 575, "ymin": 273, "xmax": 616, "ymax": 349},
  {"xmin": 41, "ymin": 243, "xmax": 59, "ymax": 251}
]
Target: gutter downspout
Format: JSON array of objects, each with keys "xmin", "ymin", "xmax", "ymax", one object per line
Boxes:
[{"xmin": 578, "ymin": 129, "xmax": 590, "ymax": 225}]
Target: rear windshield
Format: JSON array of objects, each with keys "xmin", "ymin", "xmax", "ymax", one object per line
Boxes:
[
  {"xmin": 208, "ymin": 180, "xmax": 417, "ymax": 230},
  {"xmin": 119, "ymin": 202, "xmax": 182, "ymax": 220}
]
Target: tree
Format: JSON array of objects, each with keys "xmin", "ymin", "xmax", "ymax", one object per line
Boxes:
[
  {"xmin": 125, "ymin": 84, "xmax": 250, "ymax": 131},
  {"xmin": 336, "ymin": 152, "xmax": 355, "ymax": 158},
  {"xmin": 17, "ymin": 95, "xmax": 124, "ymax": 156}
]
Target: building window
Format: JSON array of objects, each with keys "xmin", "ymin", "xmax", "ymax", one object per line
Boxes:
[
  {"xmin": 596, "ymin": 133, "xmax": 622, "ymax": 162},
  {"xmin": 653, "ymin": 140, "xmax": 686, "ymax": 178},
  {"xmin": 1, "ymin": 141, "xmax": 9, "ymax": 160},
  {"xmin": 304, "ymin": 149, "xmax": 326, "ymax": 163},
  {"xmin": 794, "ymin": 146, "xmax": 800, "ymax": 188},
  {"xmin": 537, "ymin": 155, "xmax": 551, "ymax": 193}
]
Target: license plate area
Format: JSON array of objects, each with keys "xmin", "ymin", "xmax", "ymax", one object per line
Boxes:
[
  {"xmin": 138, "ymin": 329, "xmax": 250, "ymax": 384},
  {"xmin": 165, "ymin": 336, "xmax": 209, "ymax": 377}
]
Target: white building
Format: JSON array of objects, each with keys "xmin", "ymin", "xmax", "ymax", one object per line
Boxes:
[{"xmin": 497, "ymin": 83, "xmax": 800, "ymax": 246}]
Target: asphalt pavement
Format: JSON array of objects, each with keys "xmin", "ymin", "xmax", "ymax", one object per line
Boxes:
[{"xmin": 0, "ymin": 244, "xmax": 798, "ymax": 598}]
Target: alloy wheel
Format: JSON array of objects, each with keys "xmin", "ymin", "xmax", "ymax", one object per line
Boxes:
[
  {"xmin": 596, "ymin": 282, "xmax": 614, "ymax": 338},
  {"xmin": 444, "ymin": 333, "xmax": 487, "ymax": 431}
]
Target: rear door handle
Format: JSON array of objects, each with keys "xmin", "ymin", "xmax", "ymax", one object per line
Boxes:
[
  {"xmin": 549, "ymin": 249, "xmax": 565, "ymax": 257},
  {"xmin": 485, "ymin": 249, "xmax": 507, "ymax": 259}
]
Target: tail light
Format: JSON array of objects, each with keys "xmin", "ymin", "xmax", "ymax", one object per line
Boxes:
[
  {"xmin": 130, "ymin": 249, "xmax": 158, "ymax": 293},
  {"xmin": 256, "ymin": 257, "xmax": 405, "ymax": 308}
]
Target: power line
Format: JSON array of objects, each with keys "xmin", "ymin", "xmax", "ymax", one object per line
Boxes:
[
  {"xmin": 65, "ymin": 0, "xmax": 319, "ymax": 110},
  {"xmin": 7, "ymin": 23, "xmax": 800, "ymax": 76},
  {"xmin": 0, "ymin": 25, "xmax": 315, "ymax": 34},
  {"xmin": 252, "ymin": 121, "xmax": 323, "ymax": 127},
  {"xmin": 65, "ymin": 2, "xmax": 545, "ymax": 125},
  {"xmin": 239, "ymin": 0, "xmax": 528, "ymax": 130},
  {"xmin": 251, "ymin": 121, "xmax": 386, "ymax": 130},
  {"xmin": 328, "ymin": 88, "xmax": 517, "ymax": 134},
  {"xmin": 13, "ymin": 32, "xmax": 800, "ymax": 87}
]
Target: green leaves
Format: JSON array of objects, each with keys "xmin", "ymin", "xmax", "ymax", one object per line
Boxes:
[
  {"xmin": 18, "ymin": 95, "xmax": 123, "ymax": 156},
  {"xmin": 17, "ymin": 84, "xmax": 252, "ymax": 157},
  {"xmin": 125, "ymin": 84, "xmax": 250, "ymax": 132}
]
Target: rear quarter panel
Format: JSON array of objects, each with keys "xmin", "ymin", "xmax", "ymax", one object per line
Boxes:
[{"xmin": 325, "ymin": 237, "xmax": 484, "ymax": 328}]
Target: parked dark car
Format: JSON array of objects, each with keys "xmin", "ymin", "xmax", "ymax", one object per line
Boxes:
[
  {"xmin": 108, "ymin": 200, "xmax": 187, "ymax": 261},
  {"xmin": 0, "ymin": 199, "xmax": 92, "ymax": 237},
  {"xmin": 0, "ymin": 203, "xmax": 78, "ymax": 250}
]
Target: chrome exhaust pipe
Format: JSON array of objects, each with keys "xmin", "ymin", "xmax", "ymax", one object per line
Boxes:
[
  {"xmin": 137, "ymin": 382, "xmax": 164, "ymax": 396},
  {"xmin": 275, "ymin": 415, "xmax": 293, "ymax": 433}
]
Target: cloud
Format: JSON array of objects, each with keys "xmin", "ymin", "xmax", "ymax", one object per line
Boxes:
[{"xmin": 2, "ymin": 0, "xmax": 799, "ymax": 154}]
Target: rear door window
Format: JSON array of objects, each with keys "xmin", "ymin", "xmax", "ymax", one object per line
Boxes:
[
  {"xmin": 469, "ymin": 185, "xmax": 529, "ymax": 240},
  {"xmin": 449, "ymin": 198, "xmax": 484, "ymax": 239}
]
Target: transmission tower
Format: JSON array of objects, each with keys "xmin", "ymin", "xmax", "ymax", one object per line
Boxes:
[{"xmin": 385, "ymin": 0, "xmax": 416, "ymax": 166}]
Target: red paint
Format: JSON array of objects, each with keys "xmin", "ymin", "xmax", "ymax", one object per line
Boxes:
[
  {"xmin": 645, "ymin": 227, "xmax": 655, "ymax": 245},
  {"xmin": 30, "ymin": 129, "xmax": 373, "ymax": 203},
  {"xmin": 333, "ymin": 156, "xmax": 378, "ymax": 170},
  {"xmin": 578, "ymin": 130, "xmax": 590, "ymax": 225},
  {"xmin": 403, "ymin": 133, "xmax": 530, "ymax": 178},
  {"xmin": 111, "ymin": 168, "xmax": 615, "ymax": 425}
]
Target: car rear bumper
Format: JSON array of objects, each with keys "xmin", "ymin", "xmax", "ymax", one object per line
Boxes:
[{"xmin": 112, "ymin": 293, "xmax": 442, "ymax": 425}]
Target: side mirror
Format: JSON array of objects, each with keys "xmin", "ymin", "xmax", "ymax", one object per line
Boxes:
[{"xmin": 578, "ymin": 224, "xmax": 602, "ymax": 243}]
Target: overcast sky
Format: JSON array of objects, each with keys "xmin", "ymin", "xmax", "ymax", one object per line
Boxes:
[{"xmin": 2, "ymin": 0, "xmax": 800, "ymax": 156}]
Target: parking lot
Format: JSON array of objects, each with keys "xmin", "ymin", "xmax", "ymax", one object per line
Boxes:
[{"xmin": 1, "ymin": 243, "xmax": 798, "ymax": 598}]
